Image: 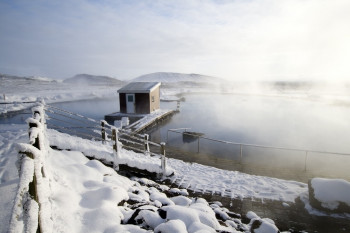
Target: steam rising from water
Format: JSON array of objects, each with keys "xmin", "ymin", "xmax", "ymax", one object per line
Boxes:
[{"xmin": 154, "ymin": 82, "xmax": 350, "ymax": 180}]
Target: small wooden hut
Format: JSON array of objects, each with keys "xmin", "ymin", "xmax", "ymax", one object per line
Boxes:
[{"xmin": 117, "ymin": 82, "xmax": 161, "ymax": 114}]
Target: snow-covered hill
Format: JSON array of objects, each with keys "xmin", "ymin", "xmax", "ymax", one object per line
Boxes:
[
  {"xmin": 132, "ymin": 72, "xmax": 225, "ymax": 84},
  {"xmin": 0, "ymin": 73, "xmax": 57, "ymax": 83},
  {"xmin": 0, "ymin": 73, "xmax": 124, "ymax": 114},
  {"xmin": 64, "ymin": 74, "xmax": 124, "ymax": 85}
]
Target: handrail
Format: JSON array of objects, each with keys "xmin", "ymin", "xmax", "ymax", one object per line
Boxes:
[
  {"xmin": 45, "ymin": 103, "xmax": 168, "ymax": 174},
  {"xmin": 167, "ymin": 129, "xmax": 350, "ymax": 157}
]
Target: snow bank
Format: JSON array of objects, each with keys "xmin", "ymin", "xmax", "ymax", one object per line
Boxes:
[
  {"xmin": 47, "ymin": 148, "xmax": 133, "ymax": 232},
  {"xmin": 47, "ymin": 128, "xmax": 113, "ymax": 160},
  {"xmin": 47, "ymin": 129, "xmax": 174, "ymax": 176}
]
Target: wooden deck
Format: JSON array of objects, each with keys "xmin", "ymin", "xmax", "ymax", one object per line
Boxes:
[{"xmin": 104, "ymin": 109, "xmax": 177, "ymax": 133}]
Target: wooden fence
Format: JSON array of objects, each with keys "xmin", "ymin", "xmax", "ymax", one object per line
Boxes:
[
  {"xmin": 9, "ymin": 103, "xmax": 48, "ymax": 233},
  {"xmin": 9, "ymin": 102, "xmax": 170, "ymax": 232}
]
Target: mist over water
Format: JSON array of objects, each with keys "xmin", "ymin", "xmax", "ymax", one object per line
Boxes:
[
  {"xmin": 150, "ymin": 89, "xmax": 350, "ymax": 180},
  {"xmin": 157, "ymin": 93, "xmax": 350, "ymax": 153}
]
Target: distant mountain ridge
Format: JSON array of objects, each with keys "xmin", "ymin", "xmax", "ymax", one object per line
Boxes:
[
  {"xmin": 132, "ymin": 72, "xmax": 225, "ymax": 83},
  {"xmin": 64, "ymin": 74, "xmax": 124, "ymax": 85}
]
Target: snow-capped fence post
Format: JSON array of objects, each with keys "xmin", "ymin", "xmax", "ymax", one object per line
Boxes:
[
  {"xmin": 28, "ymin": 107, "xmax": 43, "ymax": 201},
  {"xmin": 101, "ymin": 121, "xmax": 106, "ymax": 144},
  {"xmin": 160, "ymin": 142, "xmax": 166, "ymax": 175},
  {"xmin": 112, "ymin": 127, "xmax": 120, "ymax": 170},
  {"xmin": 28, "ymin": 121, "xmax": 41, "ymax": 150},
  {"xmin": 144, "ymin": 134, "xmax": 150, "ymax": 156},
  {"xmin": 14, "ymin": 104, "xmax": 46, "ymax": 233}
]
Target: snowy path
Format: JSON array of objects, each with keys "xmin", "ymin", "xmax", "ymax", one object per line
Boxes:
[
  {"xmin": 168, "ymin": 160, "xmax": 307, "ymax": 203},
  {"xmin": 0, "ymin": 124, "xmax": 27, "ymax": 233},
  {"xmin": 166, "ymin": 159, "xmax": 307, "ymax": 203}
]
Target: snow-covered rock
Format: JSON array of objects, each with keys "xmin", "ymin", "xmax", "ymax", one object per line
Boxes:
[
  {"xmin": 250, "ymin": 218, "xmax": 280, "ymax": 233},
  {"xmin": 154, "ymin": 219, "xmax": 187, "ymax": 233},
  {"xmin": 308, "ymin": 178, "xmax": 350, "ymax": 213}
]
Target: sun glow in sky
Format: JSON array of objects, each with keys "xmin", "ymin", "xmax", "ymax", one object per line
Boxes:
[{"xmin": 0, "ymin": 0, "xmax": 349, "ymax": 81}]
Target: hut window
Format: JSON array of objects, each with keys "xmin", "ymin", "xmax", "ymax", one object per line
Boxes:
[{"xmin": 152, "ymin": 96, "xmax": 155, "ymax": 102}]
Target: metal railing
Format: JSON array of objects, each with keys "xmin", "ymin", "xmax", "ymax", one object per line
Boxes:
[
  {"xmin": 44, "ymin": 104, "xmax": 168, "ymax": 175},
  {"xmin": 167, "ymin": 128, "xmax": 350, "ymax": 172}
]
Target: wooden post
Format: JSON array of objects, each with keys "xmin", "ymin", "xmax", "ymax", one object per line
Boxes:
[
  {"xmin": 112, "ymin": 128, "xmax": 119, "ymax": 170},
  {"xmin": 144, "ymin": 134, "xmax": 150, "ymax": 156},
  {"xmin": 29, "ymin": 122, "xmax": 41, "ymax": 150},
  {"xmin": 27, "ymin": 118, "xmax": 41, "ymax": 233},
  {"xmin": 33, "ymin": 110, "xmax": 41, "ymax": 123},
  {"xmin": 101, "ymin": 121, "xmax": 106, "ymax": 144},
  {"xmin": 28, "ymin": 121, "xmax": 40, "ymax": 198},
  {"xmin": 160, "ymin": 142, "xmax": 166, "ymax": 175}
]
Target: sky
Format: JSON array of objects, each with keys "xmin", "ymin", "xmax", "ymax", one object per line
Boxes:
[{"xmin": 0, "ymin": 0, "xmax": 349, "ymax": 82}]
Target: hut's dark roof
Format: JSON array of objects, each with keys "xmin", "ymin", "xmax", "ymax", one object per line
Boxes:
[{"xmin": 118, "ymin": 82, "xmax": 161, "ymax": 93}]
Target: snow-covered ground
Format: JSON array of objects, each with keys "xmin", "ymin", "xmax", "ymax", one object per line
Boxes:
[
  {"xmin": 2, "ymin": 123, "xmax": 285, "ymax": 233},
  {"xmin": 0, "ymin": 74, "xmax": 123, "ymax": 114},
  {"xmin": 1, "ymin": 72, "xmax": 350, "ymax": 232},
  {"xmin": 0, "ymin": 124, "xmax": 28, "ymax": 233},
  {"xmin": 2, "ymin": 122, "xmax": 349, "ymax": 233}
]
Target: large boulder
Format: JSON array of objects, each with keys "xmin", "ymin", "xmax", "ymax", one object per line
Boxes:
[{"xmin": 308, "ymin": 178, "xmax": 350, "ymax": 213}]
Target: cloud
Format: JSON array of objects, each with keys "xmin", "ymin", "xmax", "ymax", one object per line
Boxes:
[{"xmin": 0, "ymin": 0, "xmax": 349, "ymax": 81}]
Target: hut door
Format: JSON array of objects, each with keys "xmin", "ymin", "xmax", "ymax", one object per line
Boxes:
[{"xmin": 126, "ymin": 94, "xmax": 135, "ymax": 113}]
